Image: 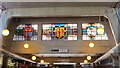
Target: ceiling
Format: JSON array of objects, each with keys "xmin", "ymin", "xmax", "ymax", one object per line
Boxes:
[
  {"xmin": 1, "ymin": 2, "xmax": 118, "ymax": 9},
  {"xmin": 1, "ymin": 0, "xmax": 119, "ymax": 2}
]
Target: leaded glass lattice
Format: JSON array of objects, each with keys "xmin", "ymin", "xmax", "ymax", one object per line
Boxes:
[
  {"xmin": 82, "ymin": 23, "xmax": 108, "ymax": 40},
  {"xmin": 13, "ymin": 24, "xmax": 38, "ymax": 41},
  {"xmin": 42, "ymin": 24, "xmax": 77, "ymax": 40}
]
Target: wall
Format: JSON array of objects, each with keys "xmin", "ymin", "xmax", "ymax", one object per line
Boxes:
[
  {"xmin": 7, "ymin": 7, "xmax": 119, "ymax": 43},
  {"xmin": 3, "ymin": 16, "xmax": 115, "ymax": 54}
]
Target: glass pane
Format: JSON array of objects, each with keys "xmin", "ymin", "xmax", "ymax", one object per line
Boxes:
[
  {"xmin": 13, "ymin": 24, "xmax": 38, "ymax": 41},
  {"xmin": 42, "ymin": 24, "xmax": 77, "ymax": 40},
  {"xmin": 82, "ymin": 23, "xmax": 108, "ymax": 40}
]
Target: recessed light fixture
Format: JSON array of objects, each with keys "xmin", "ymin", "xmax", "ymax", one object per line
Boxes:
[
  {"xmin": 89, "ymin": 42, "xmax": 95, "ymax": 48},
  {"xmin": 84, "ymin": 60, "xmax": 88, "ymax": 63},
  {"xmin": 40, "ymin": 60, "xmax": 45, "ymax": 63},
  {"xmin": 32, "ymin": 56, "xmax": 36, "ymax": 60},
  {"xmin": 2, "ymin": 29, "xmax": 9, "ymax": 36},
  {"xmin": 24, "ymin": 43, "xmax": 29, "ymax": 48},
  {"xmin": 87, "ymin": 56, "xmax": 91, "ymax": 60}
]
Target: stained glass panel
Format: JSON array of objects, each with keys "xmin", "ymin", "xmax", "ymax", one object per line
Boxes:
[
  {"xmin": 82, "ymin": 23, "xmax": 108, "ymax": 40},
  {"xmin": 42, "ymin": 24, "xmax": 77, "ymax": 40},
  {"xmin": 13, "ymin": 24, "xmax": 38, "ymax": 41}
]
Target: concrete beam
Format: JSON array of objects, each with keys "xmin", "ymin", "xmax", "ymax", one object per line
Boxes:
[
  {"xmin": 1, "ymin": 0, "xmax": 119, "ymax": 2},
  {"xmin": 10, "ymin": 7, "xmax": 107, "ymax": 17},
  {"xmin": 34, "ymin": 57, "xmax": 97, "ymax": 63}
]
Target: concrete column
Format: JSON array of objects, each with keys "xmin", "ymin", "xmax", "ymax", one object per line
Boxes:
[
  {"xmin": 118, "ymin": 23, "xmax": 120, "ymax": 43},
  {"xmin": 0, "ymin": 54, "xmax": 3, "ymax": 68},
  {"xmin": 111, "ymin": 52, "xmax": 119, "ymax": 68},
  {"xmin": 118, "ymin": 1, "xmax": 120, "ymax": 43},
  {"xmin": 118, "ymin": 54, "xmax": 120, "ymax": 68},
  {"xmin": 118, "ymin": 53, "xmax": 120, "ymax": 68},
  {"xmin": 1, "ymin": 54, "xmax": 9, "ymax": 68},
  {"xmin": 106, "ymin": 9, "xmax": 119, "ymax": 43},
  {"xmin": 76, "ymin": 63, "xmax": 80, "ymax": 68},
  {"xmin": 0, "ymin": 9, "xmax": 12, "ymax": 68},
  {"xmin": 93, "ymin": 63, "xmax": 97, "ymax": 68},
  {"xmin": 118, "ymin": 43, "xmax": 120, "ymax": 68},
  {"xmin": 0, "ymin": 12, "xmax": 3, "ymax": 68}
]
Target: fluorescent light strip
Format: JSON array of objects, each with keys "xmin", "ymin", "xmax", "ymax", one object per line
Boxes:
[
  {"xmin": 53, "ymin": 63, "xmax": 76, "ymax": 65},
  {"xmin": 80, "ymin": 63, "xmax": 92, "ymax": 65},
  {"xmin": 35, "ymin": 54, "xmax": 96, "ymax": 57},
  {"xmin": 38, "ymin": 63, "xmax": 50, "ymax": 64}
]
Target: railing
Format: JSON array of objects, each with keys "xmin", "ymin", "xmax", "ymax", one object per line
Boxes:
[
  {"xmin": 0, "ymin": 48, "xmax": 36, "ymax": 63},
  {"xmin": 94, "ymin": 44, "xmax": 119, "ymax": 63}
]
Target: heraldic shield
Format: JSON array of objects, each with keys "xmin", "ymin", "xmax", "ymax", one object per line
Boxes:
[
  {"xmin": 53, "ymin": 26, "xmax": 66, "ymax": 39},
  {"xmin": 23, "ymin": 25, "xmax": 34, "ymax": 40}
]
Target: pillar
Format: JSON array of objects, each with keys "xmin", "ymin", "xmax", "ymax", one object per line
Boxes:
[
  {"xmin": 119, "ymin": 53, "xmax": 120, "ymax": 68},
  {"xmin": 118, "ymin": 1, "xmax": 120, "ymax": 43},
  {"xmin": 0, "ymin": 54, "xmax": 3, "ymax": 68},
  {"xmin": 93, "ymin": 63, "xmax": 97, "ymax": 68},
  {"xmin": 0, "ymin": 12, "xmax": 3, "ymax": 68},
  {"xmin": 118, "ymin": 43, "xmax": 120, "ymax": 68},
  {"xmin": 0, "ymin": 7, "xmax": 12, "ymax": 68},
  {"xmin": 111, "ymin": 52, "xmax": 119, "ymax": 68},
  {"xmin": 106, "ymin": 8, "xmax": 119, "ymax": 43},
  {"xmin": 76, "ymin": 63, "xmax": 80, "ymax": 68},
  {"xmin": 1, "ymin": 54, "xmax": 9, "ymax": 68}
]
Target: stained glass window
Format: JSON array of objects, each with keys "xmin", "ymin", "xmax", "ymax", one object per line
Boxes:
[
  {"xmin": 42, "ymin": 24, "xmax": 77, "ymax": 40},
  {"xmin": 13, "ymin": 24, "xmax": 38, "ymax": 41},
  {"xmin": 82, "ymin": 23, "xmax": 108, "ymax": 40}
]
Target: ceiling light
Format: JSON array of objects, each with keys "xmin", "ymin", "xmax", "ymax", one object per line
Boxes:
[
  {"xmin": 24, "ymin": 43, "xmax": 29, "ymax": 49},
  {"xmin": 89, "ymin": 42, "xmax": 95, "ymax": 48},
  {"xmin": 87, "ymin": 56, "xmax": 91, "ymax": 60},
  {"xmin": 2, "ymin": 29, "xmax": 9, "ymax": 36},
  {"xmin": 32, "ymin": 56, "xmax": 36, "ymax": 60},
  {"xmin": 40, "ymin": 60, "xmax": 44, "ymax": 63},
  {"xmin": 84, "ymin": 60, "xmax": 88, "ymax": 63}
]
